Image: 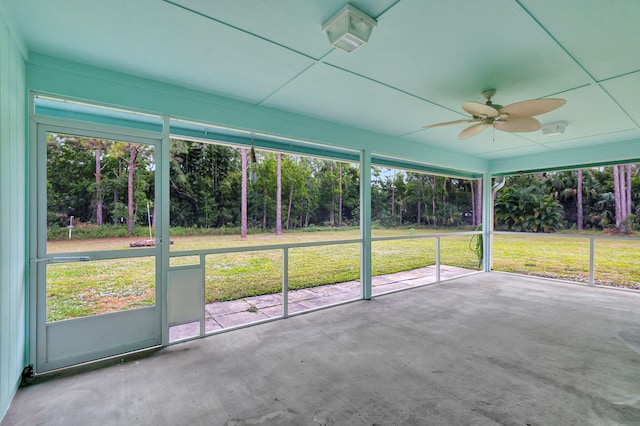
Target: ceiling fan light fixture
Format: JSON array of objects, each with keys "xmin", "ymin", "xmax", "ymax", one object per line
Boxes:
[
  {"xmin": 322, "ymin": 4, "xmax": 377, "ymax": 53},
  {"xmin": 542, "ymin": 121, "xmax": 567, "ymax": 136}
]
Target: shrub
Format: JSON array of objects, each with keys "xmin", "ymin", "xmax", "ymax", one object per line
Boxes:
[{"xmin": 495, "ymin": 185, "xmax": 565, "ymax": 232}]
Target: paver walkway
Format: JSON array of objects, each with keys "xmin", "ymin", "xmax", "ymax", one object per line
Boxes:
[{"xmin": 169, "ymin": 264, "xmax": 476, "ymax": 341}]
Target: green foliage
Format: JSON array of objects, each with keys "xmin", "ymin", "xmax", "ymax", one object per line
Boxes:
[
  {"xmin": 469, "ymin": 224, "xmax": 483, "ymax": 267},
  {"xmin": 495, "ymin": 182, "xmax": 565, "ymax": 232}
]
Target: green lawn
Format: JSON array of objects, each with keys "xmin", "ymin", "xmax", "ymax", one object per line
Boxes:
[
  {"xmin": 493, "ymin": 234, "xmax": 640, "ymax": 289},
  {"xmin": 45, "ymin": 229, "xmax": 639, "ymax": 322}
]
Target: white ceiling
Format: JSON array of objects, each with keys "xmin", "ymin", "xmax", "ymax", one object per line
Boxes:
[{"xmin": 6, "ymin": 0, "xmax": 640, "ymax": 160}]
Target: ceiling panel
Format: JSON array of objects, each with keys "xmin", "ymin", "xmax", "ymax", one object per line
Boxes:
[
  {"xmin": 8, "ymin": 0, "xmax": 315, "ymax": 103},
  {"xmin": 6, "ymin": 0, "xmax": 640, "ymax": 163},
  {"xmin": 519, "ymin": 0, "xmax": 640, "ymax": 81},
  {"xmin": 522, "ymin": 85, "xmax": 638, "ymax": 148},
  {"xmin": 601, "ymin": 72, "xmax": 640, "ymax": 128},
  {"xmin": 263, "ymin": 62, "xmax": 453, "ymax": 137},
  {"xmin": 542, "ymin": 129, "xmax": 640, "ymax": 152},
  {"xmin": 477, "ymin": 143, "xmax": 553, "ymax": 161},
  {"xmin": 325, "ymin": 0, "xmax": 591, "ymax": 111},
  {"xmin": 407, "ymin": 123, "xmax": 541, "ymax": 157},
  {"xmin": 171, "ymin": 0, "xmax": 397, "ymax": 59}
]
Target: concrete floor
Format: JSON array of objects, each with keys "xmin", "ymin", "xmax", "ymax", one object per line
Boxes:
[
  {"xmin": 169, "ymin": 265, "xmax": 475, "ymax": 341},
  {"xmin": 4, "ymin": 272, "xmax": 640, "ymax": 425}
]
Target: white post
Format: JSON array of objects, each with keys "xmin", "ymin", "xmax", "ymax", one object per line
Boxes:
[
  {"xmin": 436, "ymin": 236, "xmax": 441, "ymax": 282},
  {"xmin": 282, "ymin": 248, "xmax": 289, "ymax": 317},
  {"xmin": 360, "ymin": 150, "xmax": 372, "ymax": 300},
  {"xmin": 68, "ymin": 215, "xmax": 74, "ymax": 240}
]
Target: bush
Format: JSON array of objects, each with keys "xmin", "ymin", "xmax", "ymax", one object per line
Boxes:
[{"xmin": 495, "ymin": 185, "xmax": 565, "ymax": 232}]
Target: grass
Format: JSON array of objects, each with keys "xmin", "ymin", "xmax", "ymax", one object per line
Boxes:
[
  {"xmin": 45, "ymin": 229, "xmax": 639, "ymax": 322},
  {"xmin": 493, "ymin": 234, "xmax": 640, "ymax": 289}
]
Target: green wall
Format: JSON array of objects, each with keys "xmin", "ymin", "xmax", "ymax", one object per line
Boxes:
[{"xmin": 0, "ymin": 3, "xmax": 27, "ymax": 421}]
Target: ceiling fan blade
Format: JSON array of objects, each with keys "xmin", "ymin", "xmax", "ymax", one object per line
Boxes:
[
  {"xmin": 462, "ymin": 102, "xmax": 499, "ymax": 118},
  {"xmin": 499, "ymin": 98, "xmax": 566, "ymax": 117},
  {"xmin": 459, "ymin": 123, "xmax": 490, "ymax": 140},
  {"xmin": 423, "ymin": 118, "xmax": 477, "ymax": 129},
  {"xmin": 493, "ymin": 117, "xmax": 541, "ymax": 132}
]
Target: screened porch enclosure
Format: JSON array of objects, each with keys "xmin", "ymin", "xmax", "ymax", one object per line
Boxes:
[{"xmin": 32, "ymin": 95, "xmax": 486, "ymax": 361}]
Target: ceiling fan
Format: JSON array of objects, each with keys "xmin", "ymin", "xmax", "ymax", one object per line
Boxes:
[{"xmin": 423, "ymin": 89, "xmax": 566, "ymax": 140}]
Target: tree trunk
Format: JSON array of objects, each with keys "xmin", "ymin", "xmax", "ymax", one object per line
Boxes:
[
  {"xmin": 338, "ymin": 163, "xmax": 343, "ymax": 227},
  {"xmin": 305, "ymin": 206, "xmax": 310, "ymax": 228},
  {"xmin": 619, "ymin": 165, "xmax": 627, "ymax": 222},
  {"xmin": 127, "ymin": 144, "xmax": 138, "ymax": 234},
  {"xmin": 329, "ymin": 162, "xmax": 335, "ymax": 226},
  {"xmin": 429, "ymin": 177, "xmax": 437, "ymax": 224},
  {"xmin": 286, "ymin": 185, "xmax": 293, "ymax": 230},
  {"xmin": 577, "ymin": 169, "xmax": 583, "ymax": 230},
  {"xmin": 391, "ymin": 185, "xmax": 395, "ymax": 218},
  {"xmin": 627, "ymin": 165, "xmax": 633, "ymax": 215},
  {"xmin": 95, "ymin": 145, "xmax": 103, "ymax": 226},
  {"xmin": 613, "ymin": 165, "xmax": 622, "ymax": 226},
  {"xmin": 262, "ymin": 186, "xmax": 268, "ymax": 230},
  {"xmin": 417, "ymin": 178, "xmax": 422, "ymax": 225},
  {"xmin": 113, "ymin": 190, "xmax": 119, "ymax": 224},
  {"xmin": 240, "ymin": 148, "xmax": 248, "ymax": 238},
  {"xmin": 475, "ymin": 179, "xmax": 482, "ymax": 227},
  {"xmin": 276, "ymin": 153, "xmax": 282, "ymax": 236}
]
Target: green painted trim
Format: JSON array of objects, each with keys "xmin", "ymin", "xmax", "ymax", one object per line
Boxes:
[
  {"xmin": 34, "ymin": 105, "xmax": 163, "ymax": 133},
  {"xmin": 171, "ymin": 126, "xmax": 360, "ymax": 162},
  {"xmin": 489, "ymin": 137, "xmax": 640, "ymax": 176},
  {"xmin": 371, "ymin": 155, "xmax": 483, "ymax": 179},
  {"xmin": 26, "ymin": 54, "xmax": 489, "ymax": 174},
  {"xmin": 492, "ymin": 157, "xmax": 640, "ymax": 177}
]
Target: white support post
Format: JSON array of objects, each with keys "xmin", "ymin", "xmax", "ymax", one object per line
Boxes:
[
  {"xmin": 435, "ymin": 236, "xmax": 441, "ymax": 282},
  {"xmin": 160, "ymin": 115, "xmax": 171, "ymax": 346},
  {"xmin": 200, "ymin": 253, "xmax": 206, "ymax": 337},
  {"xmin": 360, "ymin": 150, "xmax": 372, "ymax": 300},
  {"xmin": 282, "ymin": 247, "xmax": 289, "ymax": 317},
  {"xmin": 589, "ymin": 237, "xmax": 595, "ymax": 286},
  {"xmin": 482, "ymin": 172, "xmax": 494, "ymax": 272}
]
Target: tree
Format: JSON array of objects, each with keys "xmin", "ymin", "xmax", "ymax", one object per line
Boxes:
[
  {"xmin": 240, "ymin": 148, "xmax": 248, "ymax": 238},
  {"xmin": 613, "ymin": 165, "xmax": 622, "ymax": 226},
  {"xmin": 626, "ymin": 165, "xmax": 633, "ymax": 216},
  {"xmin": 577, "ymin": 169, "xmax": 583, "ymax": 230},
  {"xmin": 126, "ymin": 144, "xmax": 139, "ymax": 233}
]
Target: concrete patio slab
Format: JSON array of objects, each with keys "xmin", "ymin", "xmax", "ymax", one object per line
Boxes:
[
  {"xmin": 205, "ymin": 299, "xmax": 249, "ymax": 317},
  {"xmin": 287, "ymin": 288, "xmax": 321, "ymax": 302},
  {"xmin": 11, "ymin": 273, "xmax": 640, "ymax": 425},
  {"xmin": 169, "ymin": 322, "xmax": 199, "ymax": 341},
  {"xmin": 215, "ymin": 310, "xmax": 270, "ymax": 328},
  {"xmin": 371, "ymin": 275, "xmax": 396, "ymax": 285},
  {"xmin": 195, "ymin": 265, "xmax": 476, "ymax": 332},
  {"xmin": 244, "ymin": 293, "xmax": 283, "ymax": 309},
  {"xmin": 259, "ymin": 304, "xmax": 285, "ymax": 318},
  {"xmin": 372, "ymin": 281, "xmax": 413, "ymax": 294},
  {"xmin": 296, "ymin": 293, "xmax": 357, "ymax": 309}
]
